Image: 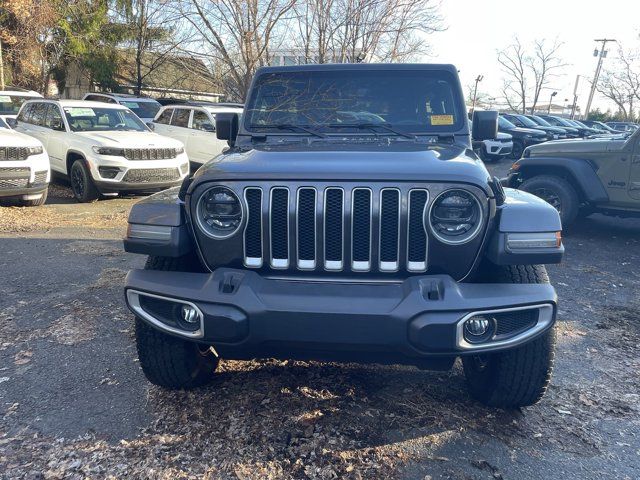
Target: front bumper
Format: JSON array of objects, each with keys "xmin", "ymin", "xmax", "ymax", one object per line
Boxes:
[
  {"xmin": 0, "ymin": 160, "xmax": 50, "ymax": 199},
  {"xmin": 124, "ymin": 268, "xmax": 557, "ymax": 366}
]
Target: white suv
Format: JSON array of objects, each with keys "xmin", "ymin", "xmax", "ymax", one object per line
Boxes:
[
  {"xmin": 14, "ymin": 100, "xmax": 188, "ymax": 202},
  {"xmin": 152, "ymin": 103, "xmax": 243, "ymax": 165},
  {"xmin": 0, "ymin": 88, "xmax": 43, "ymax": 121},
  {"xmin": 82, "ymin": 93, "xmax": 162, "ymax": 123},
  {"xmin": 0, "ymin": 117, "xmax": 50, "ymax": 206}
]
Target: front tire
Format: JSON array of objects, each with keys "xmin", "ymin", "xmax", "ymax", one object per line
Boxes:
[
  {"xmin": 70, "ymin": 159, "xmax": 99, "ymax": 203},
  {"xmin": 463, "ymin": 265, "xmax": 557, "ymax": 408},
  {"xmin": 135, "ymin": 254, "xmax": 218, "ymax": 389},
  {"xmin": 510, "ymin": 139, "xmax": 524, "ymax": 159},
  {"xmin": 520, "ymin": 174, "xmax": 579, "ymax": 227}
]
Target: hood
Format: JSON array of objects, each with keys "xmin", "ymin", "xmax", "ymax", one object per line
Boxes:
[
  {"xmin": 76, "ymin": 130, "xmax": 183, "ymax": 148},
  {"xmin": 194, "ymin": 141, "xmax": 492, "ymax": 189},
  {"xmin": 496, "ymin": 132, "xmax": 512, "ymax": 140},
  {"xmin": 0, "ymin": 127, "xmax": 44, "ymax": 147},
  {"xmin": 510, "ymin": 127, "xmax": 547, "ymax": 136},
  {"xmin": 527, "ymin": 137, "xmax": 626, "ymax": 156}
]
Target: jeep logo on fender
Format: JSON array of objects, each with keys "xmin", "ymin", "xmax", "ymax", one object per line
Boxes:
[{"xmin": 608, "ymin": 180, "xmax": 626, "ymax": 188}]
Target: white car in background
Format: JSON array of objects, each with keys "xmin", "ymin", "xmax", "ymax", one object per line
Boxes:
[
  {"xmin": 0, "ymin": 88, "xmax": 43, "ymax": 121},
  {"xmin": 0, "ymin": 116, "xmax": 50, "ymax": 206},
  {"xmin": 13, "ymin": 100, "xmax": 188, "ymax": 203},
  {"xmin": 152, "ymin": 103, "xmax": 243, "ymax": 166},
  {"xmin": 82, "ymin": 93, "xmax": 162, "ymax": 123},
  {"xmin": 476, "ymin": 131, "xmax": 513, "ymax": 162}
]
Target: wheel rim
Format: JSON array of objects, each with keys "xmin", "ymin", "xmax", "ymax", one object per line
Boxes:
[
  {"xmin": 71, "ymin": 165, "xmax": 85, "ymax": 198},
  {"xmin": 532, "ymin": 187, "xmax": 562, "ymax": 213}
]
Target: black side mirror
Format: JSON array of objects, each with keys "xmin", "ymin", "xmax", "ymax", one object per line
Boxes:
[
  {"xmin": 6, "ymin": 118, "xmax": 17, "ymax": 128},
  {"xmin": 201, "ymin": 123, "xmax": 215, "ymax": 132},
  {"xmin": 146, "ymin": 122, "xmax": 155, "ymax": 131},
  {"xmin": 216, "ymin": 112, "xmax": 239, "ymax": 145},
  {"xmin": 472, "ymin": 110, "xmax": 498, "ymax": 141}
]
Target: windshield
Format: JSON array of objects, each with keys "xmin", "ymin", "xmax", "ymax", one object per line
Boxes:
[
  {"xmin": 498, "ymin": 116, "xmax": 516, "ymax": 129},
  {"xmin": 119, "ymin": 100, "xmax": 161, "ymax": 119},
  {"xmin": 63, "ymin": 106, "xmax": 149, "ymax": 132},
  {"xmin": 514, "ymin": 115, "xmax": 539, "ymax": 128},
  {"xmin": 0, "ymin": 117, "xmax": 8, "ymax": 129},
  {"xmin": 0, "ymin": 95, "xmax": 40, "ymax": 115},
  {"xmin": 244, "ymin": 69, "xmax": 464, "ymax": 135},
  {"xmin": 529, "ymin": 115, "xmax": 552, "ymax": 126}
]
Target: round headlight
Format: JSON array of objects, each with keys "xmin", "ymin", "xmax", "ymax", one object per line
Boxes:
[
  {"xmin": 428, "ymin": 189, "xmax": 483, "ymax": 245},
  {"xmin": 196, "ymin": 186, "xmax": 243, "ymax": 239}
]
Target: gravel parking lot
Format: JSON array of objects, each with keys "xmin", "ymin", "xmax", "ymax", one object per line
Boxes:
[{"xmin": 1, "ymin": 161, "xmax": 639, "ymax": 479}]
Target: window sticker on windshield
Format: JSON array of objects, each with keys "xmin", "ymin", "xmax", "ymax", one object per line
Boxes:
[
  {"xmin": 65, "ymin": 107, "xmax": 96, "ymax": 117},
  {"xmin": 430, "ymin": 115, "xmax": 454, "ymax": 126},
  {"xmin": 120, "ymin": 101, "xmax": 140, "ymax": 108},
  {"xmin": 0, "ymin": 96, "xmax": 12, "ymax": 103}
]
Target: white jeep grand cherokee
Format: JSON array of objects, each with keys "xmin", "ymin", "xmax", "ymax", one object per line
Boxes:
[
  {"xmin": 0, "ymin": 117, "xmax": 50, "ymax": 206},
  {"xmin": 14, "ymin": 100, "xmax": 189, "ymax": 202}
]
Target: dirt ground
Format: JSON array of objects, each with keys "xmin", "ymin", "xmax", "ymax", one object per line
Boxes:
[{"xmin": 1, "ymin": 164, "xmax": 639, "ymax": 479}]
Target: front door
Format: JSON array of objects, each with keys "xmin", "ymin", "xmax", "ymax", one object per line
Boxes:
[
  {"xmin": 187, "ymin": 110, "xmax": 225, "ymax": 165},
  {"xmin": 42, "ymin": 104, "xmax": 68, "ymax": 174}
]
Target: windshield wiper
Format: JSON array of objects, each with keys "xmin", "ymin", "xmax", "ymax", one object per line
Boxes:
[
  {"xmin": 249, "ymin": 123, "xmax": 326, "ymax": 138},
  {"xmin": 326, "ymin": 123, "xmax": 417, "ymax": 140}
]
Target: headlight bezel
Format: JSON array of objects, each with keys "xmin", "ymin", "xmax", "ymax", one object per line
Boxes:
[
  {"xmin": 92, "ymin": 146, "xmax": 126, "ymax": 157},
  {"xmin": 26, "ymin": 145, "xmax": 44, "ymax": 157},
  {"xmin": 195, "ymin": 185, "xmax": 244, "ymax": 240},
  {"xmin": 426, "ymin": 188, "xmax": 484, "ymax": 245}
]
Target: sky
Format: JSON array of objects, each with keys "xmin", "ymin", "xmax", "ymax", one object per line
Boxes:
[{"xmin": 426, "ymin": 0, "xmax": 640, "ymax": 113}]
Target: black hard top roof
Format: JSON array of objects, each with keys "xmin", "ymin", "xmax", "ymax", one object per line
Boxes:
[{"xmin": 255, "ymin": 63, "xmax": 458, "ymax": 75}]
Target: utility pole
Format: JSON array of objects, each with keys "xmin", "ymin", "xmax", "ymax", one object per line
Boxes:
[
  {"xmin": 548, "ymin": 91, "xmax": 557, "ymax": 114},
  {"xmin": 0, "ymin": 39, "xmax": 5, "ymax": 91},
  {"xmin": 584, "ymin": 38, "xmax": 617, "ymax": 120},
  {"xmin": 570, "ymin": 75, "xmax": 580, "ymax": 119},
  {"xmin": 471, "ymin": 75, "xmax": 483, "ymax": 112}
]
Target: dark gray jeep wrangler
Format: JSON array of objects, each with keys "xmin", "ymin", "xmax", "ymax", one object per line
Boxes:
[{"xmin": 123, "ymin": 64, "xmax": 564, "ymax": 408}]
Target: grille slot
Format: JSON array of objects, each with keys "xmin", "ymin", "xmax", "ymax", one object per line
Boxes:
[
  {"xmin": 407, "ymin": 190, "xmax": 428, "ymax": 271},
  {"xmin": 494, "ymin": 309, "xmax": 539, "ymax": 337},
  {"xmin": 33, "ymin": 171, "xmax": 48, "ymax": 185},
  {"xmin": 351, "ymin": 188, "xmax": 372, "ymax": 271},
  {"xmin": 270, "ymin": 188, "xmax": 289, "ymax": 268},
  {"xmin": 241, "ymin": 184, "xmax": 436, "ymax": 274},
  {"xmin": 324, "ymin": 188, "xmax": 344, "ymax": 270},
  {"xmin": 297, "ymin": 188, "xmax": 316, "ymax": 269},
  {"xmin": 244, "ymin": 188, "xmax": 263, "ymax": 267},
  {"xmin": 379, "ymin": 189, "xmax": 400, "ymax": 271}
]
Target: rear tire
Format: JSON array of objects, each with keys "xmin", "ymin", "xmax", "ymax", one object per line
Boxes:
[
  {"xmin": 19, "ymin": 189, "xmax": 48, "ymax": 207},
  {"xmin": 463, "ymin": 265, "xmax": 556, "ymax": 408},
  {"xmin": 135, "ymin": 254, "xmax": 218, "ymax": 389},
  {"xmin": 70, "ymin": 159, "xmax": 100, "ymax": 203},
  {"xmin": 520, "ymin": 174, "xmax": 579, "ymax": 227}
]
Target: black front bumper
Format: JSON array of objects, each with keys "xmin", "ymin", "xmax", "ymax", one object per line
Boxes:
[
  {"xmin": 124, "ymin": 268, "xmax": 557, "ymax": 367},
  {"xmin": 0, "ymin": 183, "xmax": 48, "ymax": 198}
]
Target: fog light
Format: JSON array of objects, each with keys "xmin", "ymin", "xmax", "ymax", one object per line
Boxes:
[
  {"xmin": 181, "ymin": 305, "xmax": 199, "ymax": 324},
  {"xmin": 463, "ymin": 315, "xmax": 495, "ymax": 344}
]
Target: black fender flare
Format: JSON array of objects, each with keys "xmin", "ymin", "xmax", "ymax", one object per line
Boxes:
[{"xmin": 512, "ymin": 156, "xmax": 608, "ymax": 203}]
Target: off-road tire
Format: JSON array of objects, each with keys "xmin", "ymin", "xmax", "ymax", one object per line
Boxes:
[
  {"xmin": 19, "ymin": 189, "xmax": 48, "ymax": 207},
  {"xmin": 463, "ymin": 265, "xmax": 556, "ymax": 408},
  {"xmin": 520, "ymin": 174, "xmax": 579, "ymax": 227},
  {"xmin": 70, "ymin": 159, "xmax": 100, "ymax": 203},
  {"xmin": 135, "ymin": 254, "xmax": 218, "ymax": 389}
]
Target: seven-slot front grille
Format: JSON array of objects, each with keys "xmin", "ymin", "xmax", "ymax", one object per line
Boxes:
[
  {"xmin": 0, "ymin": 147, "xmax": 29, "ymax": 161},
  {"xmin": 123, "ymin": 148, "xmax": 178, "ymax": 160},
  {"xmin": 242, "ymin": 185, "xmax": 430, "ymax": 273}
]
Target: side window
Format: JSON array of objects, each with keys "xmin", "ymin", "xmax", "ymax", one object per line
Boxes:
[
  {"xmin": 17, "ymin": 104, "xmax": 33, "ymax": 123},
  {"xmin": 30, "ymin": 103, "xmax": 48, "ymax": 126},
  {"xmin": 44, "ymin": 105, "xmax": 64, "ymax": 130},
  {"xmin": 171, "ymin": 108, "xmax": 190, "ymax": 128},
  {"xmin": 156, "ymin": 108, "xmax": 173, "ymax": 124},
  {"xmin": 192, "ymin": 110, "xmax": 214, "ymax": 132}
]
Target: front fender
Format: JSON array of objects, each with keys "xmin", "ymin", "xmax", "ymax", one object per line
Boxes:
[
  {"xmin": 511, "ymin": 156, "xmax": 608, "ymax": 203},
  {"xmin": 124, "ymin": 187, "xmax": 195, "ymax": 257}
]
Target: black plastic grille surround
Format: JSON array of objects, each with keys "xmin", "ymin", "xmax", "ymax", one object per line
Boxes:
[{"xmin": 494, "ymin": 309, "xmax": 539, "ymax": 337}]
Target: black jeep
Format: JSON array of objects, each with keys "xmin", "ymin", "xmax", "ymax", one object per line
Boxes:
[{"xmin": 123, "ymin": 64, "xmax": 564, "ymax": 408}]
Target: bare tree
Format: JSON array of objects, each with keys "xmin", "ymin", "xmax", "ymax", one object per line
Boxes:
[
  {"xmin": 498, "ymin": 37, "xmax": 566, "ymax": 114},
  {"xmin": 596, "ymin": 46, "xmax": 640, "ymax": 121}
]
